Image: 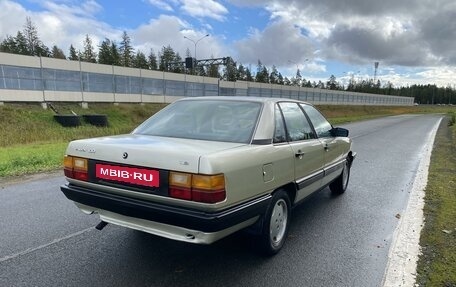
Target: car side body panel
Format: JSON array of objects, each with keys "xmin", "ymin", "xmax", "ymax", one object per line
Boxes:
[
  {"xmin": 199, "ymin": 144, "xmax": 295, "ymax": 208},
  {"xmin": 289, "ymin": 139, "xmax": 326, "ymax": 202}
]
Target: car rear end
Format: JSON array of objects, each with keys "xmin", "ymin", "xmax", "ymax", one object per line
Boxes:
[{"xmin": 60, "ymin": 98, "xmax": 271, "ymax": 244}]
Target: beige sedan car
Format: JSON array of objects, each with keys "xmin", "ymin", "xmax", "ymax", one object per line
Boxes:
[{"xmin": 61, "ymin": 97, "xmax": 355, "ymax": 255}]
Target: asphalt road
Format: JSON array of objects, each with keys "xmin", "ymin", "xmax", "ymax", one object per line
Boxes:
[{"xmin": 0, "ymin": 114, "xmax": 443, "ymax": 287}]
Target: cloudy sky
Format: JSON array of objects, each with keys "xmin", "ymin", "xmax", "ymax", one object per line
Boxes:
[{"xmin": 1, "ymin": 0, "xmax": 455, "ymax": 87}]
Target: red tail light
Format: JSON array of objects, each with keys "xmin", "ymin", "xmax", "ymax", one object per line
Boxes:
[
  {"xmin": 169, "ymin": 187, "xmax": 192, "ymax": 200},
  {"xmin": 169, "ymin": 172, "xmax": 226, "ymax": 203},
  {"xmin": 64, "ymin": 155, "xmax": 88, "ymax": 181}
]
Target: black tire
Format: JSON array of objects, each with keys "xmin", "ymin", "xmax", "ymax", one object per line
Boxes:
[
  {"xmin": 83, "ymin": 114, "xmax": 108, "ymax": 127},
  {"xmin": 53, "ymin": 115, "xmax": 81, "ymax": 127},
  {"xmin": 258, "ymin": 189, "xmax": 291, "ymax": 256},
  {"xmin": 329, "ymin": 159, "xmax": 351, "ymax": 195}
]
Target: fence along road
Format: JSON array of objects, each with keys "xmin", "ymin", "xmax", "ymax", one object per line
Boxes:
[{"xmin": 0, "ymin": 52, "xmax": 413, "ymax": 106}]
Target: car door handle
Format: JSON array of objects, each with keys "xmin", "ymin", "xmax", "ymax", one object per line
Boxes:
[
  {"xmin": 295, "ymin": 150, "xmax": 305, "ymax": 158},
  {"xmin": 324, "ymin": 144, "xmax": 329, "ymax": 151}
]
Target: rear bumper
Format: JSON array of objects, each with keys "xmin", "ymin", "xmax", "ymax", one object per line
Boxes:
[{"xmin": 61, "ymin": 183, "xmax": 271, "ymax": 240}]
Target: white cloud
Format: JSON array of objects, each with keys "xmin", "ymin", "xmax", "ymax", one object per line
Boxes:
[
  {"xmin": 227, "ymin": 0, "xmax": 265, "ymax": 6},
  {"xmin": 0, "ymin": 0, "xmax": 118, "ymax": 53},
  {"xmin": 133, "ymin": 15, "xmax": 189, "ymax": 54},
  {"xmin": 180, "ymin": 0, "xmax": 228, "ymax": 21},
  {"xmin": 415, "ymin": 67, "xmax": 456, "ymax": 87},
  {"xmin": 41, "ymin": 0, "xmax": 102, "ymax": 18},
  {"xmin": 230, "ymin": 0, "xmax": 456, "ymax": 69},
  {"xmin": 235, "ymin": 20, "xmax": 315, "ymax": 66},
  {"xmin": 0, "ymin": 1, "xmax": 28, "ymax": 37},
  {"xmin": 132, "ymin": 15, "xmax": 226, "ymax": 60},
  {"xmin": 80, "ymin": 0, "xmax": 103, "ymax": 15},
  {"xmin": 148, "ymin": 0, "xmax": 175, "ymax": 11},
  {"xmin": 265, "ymin": 2, "xmax": 332, "ymax": 39}
]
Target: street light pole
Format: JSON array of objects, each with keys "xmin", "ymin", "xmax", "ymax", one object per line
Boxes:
[
  {"xmin": 288, "ymin": 58, "xmax": 309, "ymax": 73},
  {"xmin": 184, "ymin": 34, "xmax": 209, "ymax": 60}
]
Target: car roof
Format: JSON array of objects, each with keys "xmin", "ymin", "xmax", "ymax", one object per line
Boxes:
[{"xmin": 177, "ymin": 96, "xmax": 312, "ymax": 106}]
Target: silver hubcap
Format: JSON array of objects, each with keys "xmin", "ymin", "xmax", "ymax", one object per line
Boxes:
[{"xmin": 270, "ymin": 199, "xmax": 288, "ymax": 246}]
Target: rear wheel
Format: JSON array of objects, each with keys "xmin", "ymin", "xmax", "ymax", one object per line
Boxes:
[
  {"xmin": 259, "ymin": 189, "xmax": 291, "ymax": 256},
  {"xmin": 330, "ymin": 159, "xmax": 351, "ymax": 195}
]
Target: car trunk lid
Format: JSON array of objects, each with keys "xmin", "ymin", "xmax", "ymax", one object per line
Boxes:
[{"xmin": 67, "ymin": 134, "xmax": 246, "ymax": 174}]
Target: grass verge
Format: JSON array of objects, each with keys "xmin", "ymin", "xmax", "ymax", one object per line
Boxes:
[
  {"xmin": 0, "ymin": 102, "xmax": 166, "ymax": 177},
  {"xmin": 415, "ymin": 112, "xmax": 456, "ymax": 286},
  {"xmin": 0, "ymin": 142, "xmax": 67, "ymax": 177},
  {"xmin": 0, "ymin": 102, "xmax": 166, "ymax": 147}
]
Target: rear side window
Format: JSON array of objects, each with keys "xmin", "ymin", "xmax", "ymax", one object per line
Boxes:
[
  {"xmin": 300, "ymin": 104, "xmax": 333, "ymax": 138},
  {"xmin": 278, "ymin": 102, "xmax": 315, "ymax": 142}
]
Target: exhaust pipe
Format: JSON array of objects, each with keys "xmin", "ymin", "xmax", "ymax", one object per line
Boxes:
[{"xmin": 95, "ymin": 221, "xmax": 108, "ymax": 231}]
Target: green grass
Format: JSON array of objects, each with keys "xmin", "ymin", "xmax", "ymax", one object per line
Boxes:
[
  {"xmin": 0, "ymin": 142, "xmax": 67, "ymax": 177},
  {"xmin": 0, "ymin": 102, "xmax": 166, "ymax": 177},
  {"xmin": 0, "ymin": 103, "xmax": 166, "ymax": 147},
  {"xmin": 416, "ymin": 113, "xmax": 456, "ymax": 286}
]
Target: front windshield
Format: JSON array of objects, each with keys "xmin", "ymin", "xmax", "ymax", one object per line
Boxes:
[{"xmin": 133, "ymin": 100, "xmax": 262, "ymax": 143}]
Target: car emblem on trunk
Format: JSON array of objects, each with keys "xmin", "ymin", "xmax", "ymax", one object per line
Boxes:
[{"xmin": 122, "ymin": 152, "xmax": 128, "ymax": 159}]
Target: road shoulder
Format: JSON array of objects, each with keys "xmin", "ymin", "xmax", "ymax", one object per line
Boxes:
[{"xmin": 382, "ymin": 117, "xmax": 442, "ymax": 286}]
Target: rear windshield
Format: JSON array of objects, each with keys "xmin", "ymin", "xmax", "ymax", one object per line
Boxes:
[{"xmin": 133, "ymin": 100, "xmax": 262, "ymax": 143}]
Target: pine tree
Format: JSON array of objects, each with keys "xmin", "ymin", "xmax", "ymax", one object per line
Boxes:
[
  {"xmin": 36, "ymin": 45, "xmax": 51, "ymax": 57},
  {"xmin": 245, "ymin": 67, "xmax": 253, "ymax": 82},
  {"xmin": 133, "ymin": 51, "xmax": 149, "ymax": 69},
  {"xmin": 172, "ymin": 52, "xmax": 184, "ymax": 73},
  {"xmin": 269, "ymin": 65, "xmax": 280, "ymax": 84},
  {"xmin": 15, "ymin": 32, "xmax": 28, "ymax": 55},
  {"xmin": 82, "ymin": 34, "xmax": 97, "ymax": 63},
  {"xmin": 255, "ymin": 60, "xmax": 269, "ymax": 83},
  {"xmin": 119, "ymin": 31, "xmax": 134, "ymax": 67},
  {"xmin": 23, "ymin": 17, "xmax": 49, "ymax": 56},
  {"xmin": 277, "ymin": 72, "xmax": 284, "ymax": 85},
  {"xmin": 23, "ymin": 16, "xmax": 39, "ymax": 55},
  {"xmin": 236, "ymin": 64, "xmax": 246, "ymax": 81},
  {"xmin": 83, "ymin": 37, "xmax": 120, "ymax": 65},
  {"xmin": 0, "ymin": 35, "xmax": 18, "ymax": 54},
  {"xmin": 255, "ymin": 60, "xmax": 263, "ymax": 82},
  {"xmin": 326, "ymin": 75, "xmax": 338, "ymax": 90},
  {"xmin": 51, "ymin": 45, "xmax": 66, "ymax": 59},
  {"xmin": 147, "ymin": 49, "xmax": 158, "ymax": 70},
  {"xmin": 69, "ymin": 45, "xmax": 79, "ymax": 60},
  {"xmin": 98, "ymin": 38, "xmax": 113, "ymax": 64},
  {"xmin": 159, "ymin": 45, "xmax": 176, "ymax": 71},
  {"xmin": 207, "ymin": 63, "xmax": 220, "ymax": 78},
  {"xmin": 222, "ymin": 57, "xmax": 237, "ymax": 81},
  {"xmin": 110, "ymin": 42, "xmax": 120, "ymax": 66}
]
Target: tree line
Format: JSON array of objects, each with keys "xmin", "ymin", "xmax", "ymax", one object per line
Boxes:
[{"xmin": 1, "ymin": 18, "xmax": 455, "ymax": 104}]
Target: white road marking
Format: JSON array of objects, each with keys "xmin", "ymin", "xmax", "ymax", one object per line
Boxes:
[
  {"xmin": 0, "ymin": 227, "xmax": 94, "ymax": 263},
  {"xmin": 382, "ymin": 117, "xmax": 442, "ymax": 287}
]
